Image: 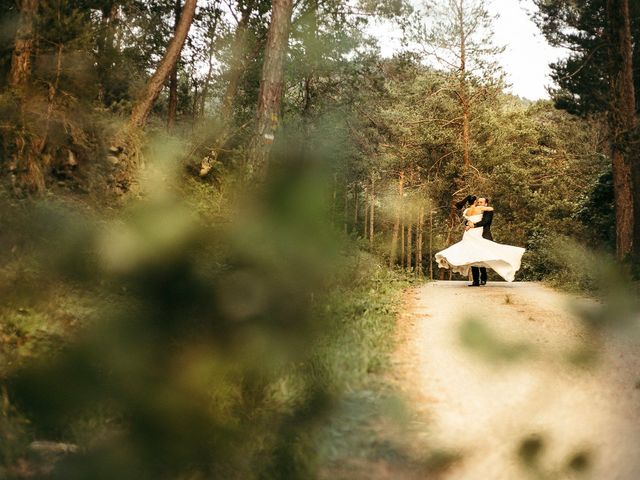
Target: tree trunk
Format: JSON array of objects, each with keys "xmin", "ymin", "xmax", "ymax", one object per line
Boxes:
[
  {"xmin": 416, "ymin": 206, "xmax": 424, "ymax": 275},
  {"xmin": 344, "ymin": 183, "xmax": 349, "ymax": 234},
  {"xmin": 354, "ymin": 183, "xmax": 359, "ymax": 236},
  {"xmin": 429, "ymin": 209, "xmax": 434, "ymax": 280},
  {"xmin": 127, "ymin": 0, "xmax": 196, "ymax": 130},
  {"xmin": 369, "ymin": 175, "xmax": 375, "ymax": 246},
  {"xmin": 457, "ymin": 0, "xmax": 471, "ymax": 167},
  {"xmin": 8, "ymin": 0, "xmax": 38, "ymax": 88},
  {"xmin": 363, "ymin": 185, "xmax": 369, "ymax": 239},
  {"xmin": 440, "ymin": 201, "xmax": 458, "ymax": 279},
  {"xmin": 332, "ymin": 172, "xmax": 338, "ymax": 225},
  {"xmin": 96, "ymin": 3, "xmax": 119, "ymax": 105},
  {"xmin": 221, "ymin": 6, "xmax": 252, "ymax": 121},
  {"xmin": 400, "ymin": 222, "xmax": 405, "ymax": 268},
  {"xmin": 390, "ymin": 171, "xmax": 404, "ymax": 267},
  {"xmin": 191, "ymin": 74, "xmax": 198, "ymax": 118},
  {"xmin": 246, "ymin": 0, "xmax": 294, "ymax": 179},
  {"xmin": 606, "ymin": 0, "xmax": 637, "ymax": 260},
  {"xmin": 301, "ymin": 0, "xmax": 318, "ymax": 133},
  {"xmin": 198, "ymin": 6, "xmax": 253, "ymax": 177},
  {"xmin": 167, "ymin": 0, "xmax": 182, "ymax": 130},
  {"xmin": 462, "ymin": 104, "xmax": 471, "ymax": 167},
  {"xmin": 199, "ymin": 23, "xmax": 218, "ymax": 117},
  {"xmin": 406, "ymin": 223, "xmax": 413, "ymax": 272}
]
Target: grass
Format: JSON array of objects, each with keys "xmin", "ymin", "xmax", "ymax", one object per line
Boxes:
[{"xmin": 311, "ymin": 258, "xmax": 418, "ymax": 468}]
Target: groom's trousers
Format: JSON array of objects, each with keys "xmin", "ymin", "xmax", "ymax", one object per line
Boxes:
[{"xmin": 471, "ymin": 266, "xmax": 487, "ymax": 284}]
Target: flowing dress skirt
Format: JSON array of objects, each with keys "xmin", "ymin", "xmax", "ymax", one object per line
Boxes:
[{"xmin": 434, "ymin": 228, "xmax": 525, "ymax": 282}]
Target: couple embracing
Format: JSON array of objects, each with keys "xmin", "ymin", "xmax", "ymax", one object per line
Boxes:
[{"xmin": 435, "ymin": 195, "xmax": 525, "ymax": 286}]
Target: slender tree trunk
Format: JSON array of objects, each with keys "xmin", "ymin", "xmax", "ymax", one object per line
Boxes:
[
  {"xmin": 96, "ymin": 3, "xmax": 119, "ymax": 105},
  {"xmin": 332, "ymin": 172, "xmax": 338, "ymax": 225},
  {"xmin": 400, "ymin": 222, "xmax": 405, "ymax": 268},
  {"xmin": 429, "ymin": 209, "xmax": 434, "ymax": 280},
  {"xmin": 198, "ymin": 6, "xmax": 252, "ymax": 177},
  {"xmin": 301, "ymin": 0, "xmax": 318, "ymax": 135},
  {"xmin": 127, "ymin": 0, "xmax": 196, "ymax": 130},
  {"xmin": 344, "ymin": 183, "xmax": 349, "ymax": 234},
  {"xmin": 440, "ymin": 201, "xmax": 458, "ymax": 280},
  {"xmin": 462, "ymin": 104, "xmax": 470, "ymax": 167},
  {"xmin": 167, "ymin": 0, "xmax": 182, "ymax": 130},
  {"xmin": 191, "ymin": 76, "xmax": 198, "ymax": 117},
  {"xmin": 354, "ymin": 183, "xmax": 359, "ymax": 236},
  {"xmin": 457, "ymin": 0, "xmax": 471, "ymax": 167},
  {"xmin": 390, "ymin": 171, "xmax": 404, "ymax": 267},
  {"xmin": 406, "ymin": 223, "xmax": 413, "ymax": 272},
  {"xmin": 115, "ymin": 6, "xmax": 124, "ymax": 52},
  {"xmin": 363, "ymin": 185, "xmax": 369, "ymax": 239},
  {"xmin": 221, "ymin": 6, "xmax": 252, "ymax": 121},
  {"xmin": 199, "ymin": 24, "xmax": 218, "ymax": 117},
  {"xmin": 369, "ymin": 175, "xmax": 375, "ymax": 246},
  {"xmin": 606, "ymin": 0, "xmax": 637, "ymax": 260},
  {"xmin": 444, "ymin": 201, "xmax": 458, "ymax": 247},
  {"xmin": 416, "ymin": 206, "xmax": 424, "ymax": 275},
  {"xmin": 247, "ymin": 0, "xmax": 294, "ymax": 179},
  {"xmin": 8, "ymin": 0, "xmax": 38, "ymax": 88}
]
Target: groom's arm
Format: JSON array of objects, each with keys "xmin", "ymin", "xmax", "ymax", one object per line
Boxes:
[{"xmin": 472, "ymin": 211, "xmax": 493, "ymax": 228}]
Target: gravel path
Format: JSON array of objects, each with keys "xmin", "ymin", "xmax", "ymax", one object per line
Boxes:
[{"xmin": 394, "ymin": 280, "xmax": 640, "ymax": 480}]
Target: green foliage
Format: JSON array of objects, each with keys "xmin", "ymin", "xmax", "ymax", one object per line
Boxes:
[
  {"xmin": 329, "ymin": 53, "xmax": 609, "ymax": 281},
  {"xmin": 0, "ymin": 147, "xmax": 413, "ymax": 478},
  {"xmin": 532, "ymin": 0, "xmax": 640, "ymax": 115}
]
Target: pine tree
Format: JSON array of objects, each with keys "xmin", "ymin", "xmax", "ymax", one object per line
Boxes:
[
  {"xmin": 410, "ymin": 0, "xmax": 505, "ymax": 168},
  {"xmin": 246, "ymin": 0, "xmax": 294, "ymax": 179},
  {"xmin": 533, "ymin": 0, "xmax": 639, "ymax": 262}
]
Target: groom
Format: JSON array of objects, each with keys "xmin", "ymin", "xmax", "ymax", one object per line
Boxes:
[{"xmin": 465, "ymin": 197, "xmax": 493, "ymax": 287}]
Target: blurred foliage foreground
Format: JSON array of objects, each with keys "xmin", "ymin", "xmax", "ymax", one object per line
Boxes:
[{"xmin": 0, "ymin": 150, "xmax": 412, "ymax": 479}]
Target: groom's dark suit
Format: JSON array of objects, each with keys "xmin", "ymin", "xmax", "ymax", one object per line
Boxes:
[{"xmin": 470, "ymin": 210, "xmax": 493, "ymax": 284}]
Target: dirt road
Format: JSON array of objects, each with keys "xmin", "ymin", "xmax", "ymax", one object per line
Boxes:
[{"xmin": 393, "ymin": 281, "xmax": 640, "ymax": 480}]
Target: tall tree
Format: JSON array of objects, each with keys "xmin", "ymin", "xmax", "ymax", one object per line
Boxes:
[
  {"xmin": 197, "ymin": 3, "xmax": 222, "ymax": 117},
  {"xmin": 533, "ymin": 0, "xmax": 639, "ymax": 261},
  {"xmin": 411, "ymin": 0, "xmax": 504, "ymax": 169},
  {"xmin": 220, "ymin": 1, "xmax": 254, "ymax": 121},
  {"xmin": 606, "ymin": 0, "xmax": 637, "ymax": 260},
  {"xmin": 95, "ymin": 1, "xmax": 120, "ymax": 105},
  {"xmin": 246, "ymin": 0, "xmax": 294, "ymax": 179},
  {"xmin": 127, "ymin": 0, "xmax": 197, "ymax": 130},
  {"xmin": 8, "ymin": 0, "xmax": 37, "ymax": 88},
  {"xmin": 533, "ymin": 0, "xmax": 640, "ymax": 116},
  {"xmin": 167, "ymin": 0, "xmax": 182, "ymax": 130},
  {"xmin": 198, "ymin": 0, "xmax": 263, "ymax": 177}
]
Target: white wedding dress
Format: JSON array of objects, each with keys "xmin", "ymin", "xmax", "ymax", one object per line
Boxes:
[{"xmin": 434, "ymin": 211, "xmax": 525, "ymax": 282}]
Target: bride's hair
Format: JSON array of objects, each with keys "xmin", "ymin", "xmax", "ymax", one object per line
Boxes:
[{"xmin": 455, "ymin": 195, "xmax": 477, "ymax": 209}]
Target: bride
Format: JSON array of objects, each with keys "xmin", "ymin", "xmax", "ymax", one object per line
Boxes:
[{"xmin": 434, "ymin": 196, "xmax": 525, "ymax": 283}]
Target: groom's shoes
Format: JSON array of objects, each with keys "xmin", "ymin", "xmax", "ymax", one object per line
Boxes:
[
  {"xmin": 468, "ymin": 282, "xmax": 480, "ymax": 287},
  {"xmin": 480, "ymin": 280, "xmax": 487, "ymax": 285}
]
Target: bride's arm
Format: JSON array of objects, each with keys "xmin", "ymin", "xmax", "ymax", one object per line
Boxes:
[{"xmin": 479, "ymin": 206, "xmax": 493, "ymax": 211}]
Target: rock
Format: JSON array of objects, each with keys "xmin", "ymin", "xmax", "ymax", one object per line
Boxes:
[
  {"xmin": 67, "ymin": 149, "xmax": 78, "ymax": 166},
  {"xmin": 30, "ymin": 441, "xmax": 78, "ymax": 455}
]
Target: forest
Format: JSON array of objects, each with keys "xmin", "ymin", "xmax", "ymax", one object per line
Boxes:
[{"xmin": 0, "ymin": 0, "xmax": 638, "ymax": 478}]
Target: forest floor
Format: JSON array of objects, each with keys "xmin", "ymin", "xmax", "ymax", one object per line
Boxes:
[{"xmin": 328, "ymin": 280, "xmax": 640, "ymax": 480}]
